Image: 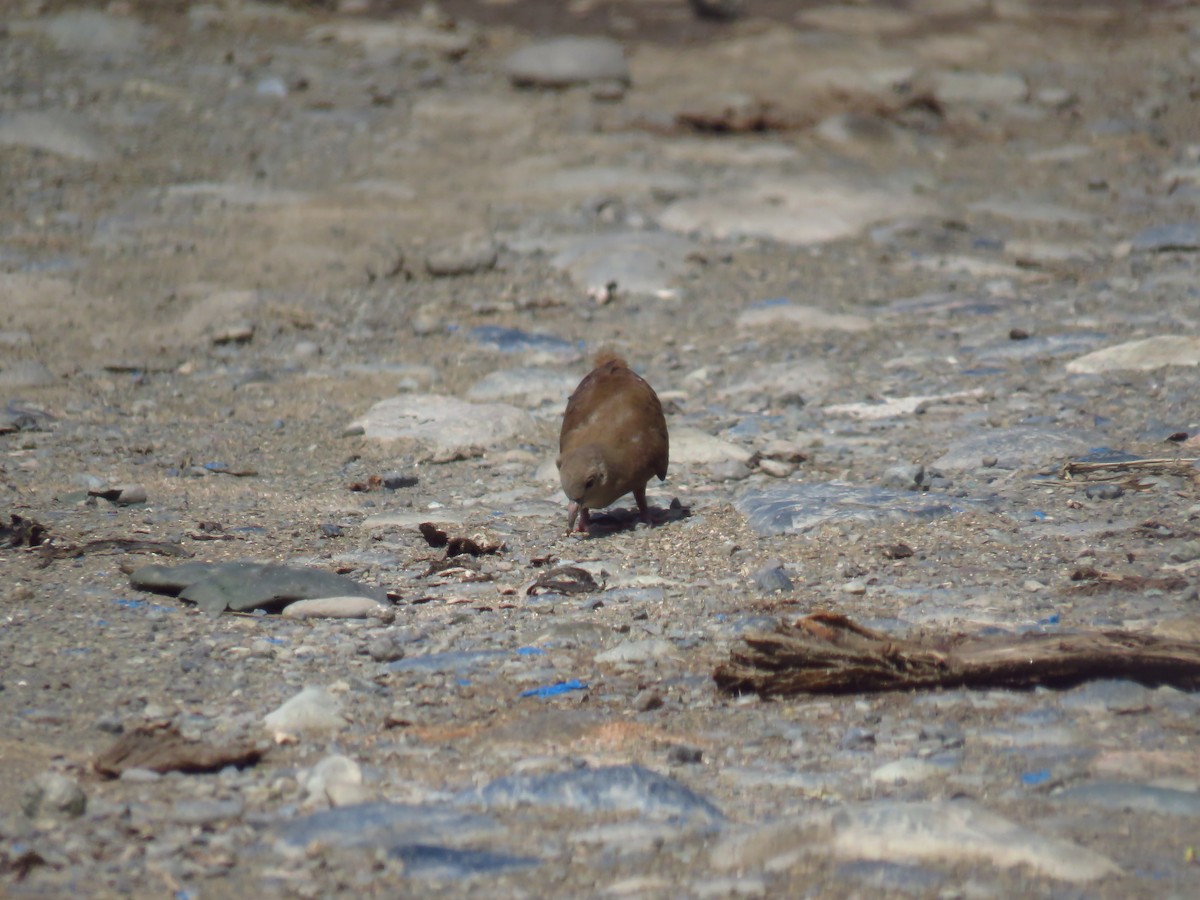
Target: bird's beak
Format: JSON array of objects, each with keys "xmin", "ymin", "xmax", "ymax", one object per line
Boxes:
[{"xmin": 566, "ymin": 501, "xmax": 580, "ymax": 533}]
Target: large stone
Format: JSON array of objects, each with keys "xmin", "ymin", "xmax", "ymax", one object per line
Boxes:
[
  {"xmin": 671, "ymin": 427, "xmax": 754, "ymax": 465},
  {"xmin": 347, "ymin": 395, "xmax": 536, "ymax": 461},
  {"xmin": 264, "ymin": 686, "xmax": 347, "ymax": 736},
  {"xmin": 130, "ymin": 561, "xmax": 386, "ymax": 615},
  {"xmin": 737, "ymin": 482, "xmax": 965, "ymax": 536},
  {"xmin": 550, "ymin": 232, "xmax": 699, "ymax": 298},
  {"xmin": 932, "ymin": 427, "xmax": 1101, "ymax": 472},
  {"xmin": 660, "ymin": 176, "xmax": 937, "ymax": 246},
  {"xmin": 0, "ymin": 112, "xmax": 111, "ymax": 162},
  {"xmin": 712, "ymin": 800, "xmax": 1120, "ymax": 883},
  {"xmin": 737, "ymin": 300, "xmax": 871, "ymax": 332},
  {"xmin": 459, "ymin": 765, "xmax": 723, "ymax": 822},
  {"xmin": 1065, "ymin": 336, "xmax": 1200, "ymax": 374},
  {"xmin": 503, "ymin": 37, "xmax": 630, "ymax": 88}
]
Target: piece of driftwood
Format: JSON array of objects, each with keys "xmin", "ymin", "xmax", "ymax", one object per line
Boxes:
[
  {"xmin": 713, "ymin": 612, "xmax": 1200, "ymax": 697},
  {"xmin": 94, "ymin": 724, "xmax": 264, "ymax": 778}
]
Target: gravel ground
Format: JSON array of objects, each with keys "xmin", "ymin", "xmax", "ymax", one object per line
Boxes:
[{"xmin": 2, "ymin": 1, "xmax": 1200, "ymax": 897}]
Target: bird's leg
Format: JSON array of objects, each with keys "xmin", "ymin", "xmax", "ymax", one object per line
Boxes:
[{"xmin": 634, "ymin": 486, "xmax": 653, "ymax": 526}]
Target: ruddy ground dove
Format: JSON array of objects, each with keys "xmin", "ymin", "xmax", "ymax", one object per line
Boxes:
[{"xmin": 557, "ymin": 352, "xmax": 669, "ymax": 533}]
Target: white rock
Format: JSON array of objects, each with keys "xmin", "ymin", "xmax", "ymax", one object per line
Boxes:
[
  {"xmin": 504, "ymin": 37, "xmax": 629, "ymax": 88},
  {"xmin": 281, "ymin": 596, "xmax": 394, "ymax": 620},
  {"xmin": 824, "ymin": 389, "xmax": 984, "ymax": 420},
  {"xmin": 550, "ymin": 232, "xmax": 700, "ymax": 298},
  {"xmin": 969, "ymin": 198, "xmax": 1093, "ymax": 225},
  {"xmin": 264, "ymin": 686, "xmax": 347, "ymax": 737},
  {"xmin": 1065, "ymin": 336, "xmax": 1200, "ymax": 374},
  {"xmin": 467, "ymin": 368, "xmax": 577, "ymax": 407},
  {"xmin": 40, "ymin": 10, "xmax": 150, "ymax": 55},
  {"xmin": 671, "ymin": 427, "xmax": 754, "ymax": 465},
  {"xmin": 303, "ymin": 754, "xmax": 363, "ymax": 804},
  {"xmin": 871, "ymin": 758, "xmax": 945, "ymax": 785},
  {"xmin": 711, "ymin": 800, "xmax": 1120, "ymax": 882},
  {"xmin": 929, "ymin": 71, "xmax": 1028, "ymax": 105},
  {"xmin": 737, "ymin": 302, "xmax": 871, "ymax": 333},
  {"xmin": 0, "ymin": 112, "xmax": 111, "ymax": 162},
  {"xmin": 596, "ymin": 639, "xmax": 678, "ymax": 664},
  {"xmin": 661, "ymin": 176, "xmax": 937, "ymax": 247},
  {"xmin": 347, "ymin": 395, "xmax": 536, "ymax": 460}
]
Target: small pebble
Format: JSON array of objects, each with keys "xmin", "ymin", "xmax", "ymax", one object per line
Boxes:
[
  {"xmin": 633, "ymin": 690, "xmax": 664, "ymax": 712},
  {"xmin": 667, "ymin": 744, "xmax": 703, "ymax": 765},
  {"xmin": 841, "ymin": 579, "xmax": 868, "ymax": 595},
  {"xmin": 367, "ymin": 636, "xmax": 405, "ymax": 663},
  {"xmin": 1084, "ymin": 483, "xmax": 1123, "ymax": 500}
]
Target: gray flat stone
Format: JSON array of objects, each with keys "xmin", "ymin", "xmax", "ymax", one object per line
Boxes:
[
  {"xmin": 932, "ymin": 427, "xmax": 1101, "ymax": 472},
  {"xmin": 550, "ymin": 232, "xmax": 699, "ymax": 297},
  {"xmin": 131, "ymin": 561, "xmax": 385, "ymax": 615},
  {"xmin": 712, "ymin": 800, "xmax": 1119, "ymax": 882},
  {"xmin": 275, "ymin": 802, "xmax": 507, "ymax": 855},
  {"xmin": 737, "ymin": 300, "xmax": 871, "ymax": 332},
  {"xmin": 263, "ymin": 686, "xmax": 347, "ymax": 736},
  {"xmin": 466, "ymin": 368, "xmax": 577, "ymax": 407},
  {"xmin": 504, "ymin": 37, "xmax": 629, "ymax": 88},
  {"xmin": 347, "ymin": 394, "xmax": 536, "ymax": 461},
  {"xmin": 659, "ymin": 176, "xmax": 938, "ymax": 247},
  {"xmin": 459, "ymin": 765, "xmax": 723, "ymax": 822},
  {"xmin": 1131, "ymin": 222, "xmax": 1200, "ymax": 252},
  {"xmin": 0, "ymin": 112, "xmax": 111, "ymax": 162},
  {"xmin": 1066, "ymin": 336, "xmax": 1200, "ymax": 374},
  {"xmin": 1053, "ymin": 782, "xmax": 1200, "ymax": 817},
  {"xmin": 737, "ymin": 482, "xmax": 966, "ymax": 536}
]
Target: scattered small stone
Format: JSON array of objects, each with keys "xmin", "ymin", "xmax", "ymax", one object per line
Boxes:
[
  {"xmin": 368, "ymin": 635, "xmax": 406, "ymax": 663},
  {"xmin": 1084, "ymin": 483, "xmax": 1124, "ymax": 500},
  {"xmin": 282, "ymin": 596, "xmax": 394, "ymax": 620},
  {"xmin": 89, "ymin": 483, "xmax": 147, "ymax": 506},
  {"xmin": 263, "ymin": 686, "xmax": 347, "ymax": 737},
  {"xmin": 504, "ymin": 37, "xmax": 630, "ymax": 88},
  {"xmin": 752, "ymin": 560, "xmax": 794, "ymax": 594},
  {"xmin": 459, "ymin": 764, "xmax": 723, "ymax": 822},
  {"xmin": 596, "ymin": 639, "xmax": 677, "ymax": 665},
  {"xmin": 839, "ymin": 727, "xmax": 876, "ymax": 751},
  {"xmin": 881, "ymin": 464, "xmax": 925, "ymax": 491},
  {"xmin": 667, "ymin": 745, "xmax": 704, "ymax": 765},
  {"xmin": 23, "ymin": 772, "xmax": 87, "ymax": 822},
  {"xmin": 632, "ymin": 690, "xmax": 664, "ymax": 712},
  {"xmin": 382, "ymin": 471, "xmax": 419, "ymax": 489},
  {"xmin": 319, "ymin": 523, "xmax": 344, "ymax": 538},
  {"xmin": 709, "ymin": 458, "xmax": 753, "ymax": 481},
  {"xmin": 425, "ymin": 234, "xmax": 498, "ymax": 277},
  {"xmin": 841, "ymin": 579, "xmax": 868, "ymax": 595},
  {"xmin": 304, "ymin": 754, "xmax": 364, "ymax": 804},
  {"xmin": 1168, "ymin": 540, "xmax": 1200, "ymax": 563},
  {"xmin": 757, "ymin": 458, "xmax": 795, "ymax": 478}
]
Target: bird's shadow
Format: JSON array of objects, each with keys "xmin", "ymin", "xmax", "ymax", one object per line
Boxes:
[{"xmin": 580, "ymin": 500, "xmax": 691, "ymax": 537}]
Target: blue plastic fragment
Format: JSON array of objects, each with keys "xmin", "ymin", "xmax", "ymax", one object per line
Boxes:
[
  {"xmin": 203, "ymin": 461, "xmax": 229, "ymax": 472},
  {"xmin": 113, "ymin": 598, "xmax": 174, "ymax": 613},
  {"xmin": 1031, "ymin": 510, "xmax": 1047, "ymax": 521},
  {"xmin": 519, "ymin": 679, "xmax": 587, "ymax": 699},
  {"xmin": 1038, "ymin": 613, "xmax": 1060, "ymax": 626},
  {"xmin": 457, "ymin": 679, "xmax": 471, "ymax": 687},
  {"xmin": 264, "ymin": 636, "xmax": 288, "ymax": 645},
  {"xmin": 1021, "ymin": 769, "xmax": 1052, "ymax": 786},
  {"xmin": 516, "ymin": 647, "xmax": 545, "ymax": 656}
]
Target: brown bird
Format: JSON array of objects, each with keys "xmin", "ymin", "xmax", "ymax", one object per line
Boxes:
[{"xmin": 557, "ymin": 352, "xmax": 669, "ymax": 533}]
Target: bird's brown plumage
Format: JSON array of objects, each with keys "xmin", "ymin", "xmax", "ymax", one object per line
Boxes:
[{"xmin": 557, "ymin": 352, "xmax": 669, "ymax": 533}]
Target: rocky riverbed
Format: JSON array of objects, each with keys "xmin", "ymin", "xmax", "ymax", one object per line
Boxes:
[{"xmin": 3, "ymin": 0, "xmax": 1200, "ymax": 896}]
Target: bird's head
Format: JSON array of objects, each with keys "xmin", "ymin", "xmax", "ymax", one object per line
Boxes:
[{"xmin": 558, "ymin": 444, "xmax": 611, "ymax": 506}]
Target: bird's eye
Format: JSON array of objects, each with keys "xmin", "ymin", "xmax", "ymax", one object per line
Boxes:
[{"xmin": 584, "ymin": 476, "xmax": 596, "ymax": 490}]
